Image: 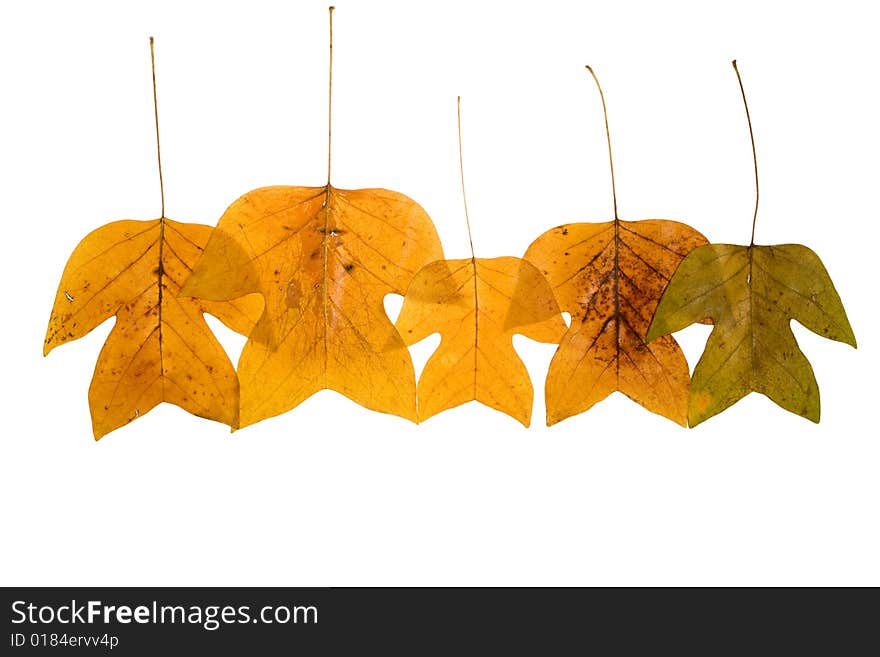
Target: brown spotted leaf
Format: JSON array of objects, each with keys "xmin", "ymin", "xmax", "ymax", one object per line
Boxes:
[
  {"xmin": 395, "ymin": 256, "xmax": 566, "ymax": 426},
  {"xmin": 524, "ymin": 219, "xmax": 707, "ymax": 426},
  {"xmin": 179, "ymin": 185, "xmax": 444, "ymax": 427},
  {"xmin": 44, "ymin": 218, "xmax": 263, "ymax": 439}
]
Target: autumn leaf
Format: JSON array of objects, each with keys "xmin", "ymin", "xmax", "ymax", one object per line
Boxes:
[
  {"xmin": 396, "ymin": 257, "xmax": 566, "ymax": 426},
  {"xmin": 44, "ymin": 38, "xmax": 262, "ymax": 439},
  {"xmin": 526, "ymin": 220, "xmax": 706, "ymax": 426},
  {"xmin": 180, "ymin": 186, "xmax": 443, "ymax": 426},
  {"xmin": 646, "ymin": 61, "xmax": 856, "ymax": 426},
  {"xmin": 45, "ymin": 218, "xmax": 262, "ymax": 439},
  {"xmin": 523, "ymin": 67, "xmax": 707, "ymax": 426},
  {"xmin": 178, "ymin": 8, "xmax": 443, "ymax": 427},
  {"xmin": 393, "ymin": 98, "xmax": 566, "ymax": 426},
  {"xmin": 647, "ymin": 244, "xmax": 855, "ymax": 424}
]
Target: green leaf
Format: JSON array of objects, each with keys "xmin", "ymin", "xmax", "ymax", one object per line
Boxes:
[{"xmin": 647, "ymin": 243, "xmax": 856, "ymax": 426}]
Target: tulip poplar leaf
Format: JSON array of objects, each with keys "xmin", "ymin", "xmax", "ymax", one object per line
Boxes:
[
  {"xmin": 396, "ymin": 256, "xmax": 566, "ymax": 426},
  {"xmin": 525, "ymin": 219, "xmax": 707, "ymax": 426},
  {"xmin": 45, "ymin": 218, "xmax": 263, "ymax": 438},
  {"xmin": 646, "ymin": 243, "xmax": 856, "ymax": 425},
  {"xmin": 180, "ymin": 186, "xmax": 444, "ymax": 426}
]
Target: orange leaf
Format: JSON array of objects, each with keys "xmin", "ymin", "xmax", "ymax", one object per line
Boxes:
[
  {"xmin": 525, "ymin": 220, "xmax": 707, "ymax": 425},
  {"xmin": 45, "ymin": 218, "xmax": 263, "ymax": 439},
  {"xmin": 180, "ymin": 186, "xmax": 444, "ymax": 426}
]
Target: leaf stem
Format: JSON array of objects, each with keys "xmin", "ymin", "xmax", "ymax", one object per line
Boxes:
[
  {"xmin": 457, "ymin": 96, "xmax": 476, "ymax": 260},
  {"xmin": 585, "ymin": 65, "xmax": 618, "ymax": 220},
  {"xmin": 326, "ymin": 6, "xmax": 335, "ymax": 186},
  {"xmin": 732, "ymin": 60, "xmax": 759, "ymax": 246},
  {"xmin": 149, "ymin": 37, "xmax": 165, "ymax": 218},
  {"xmin": 149, "ymin": 37, "xmax": 166, "ymax": 385},
  {"xmin": 457, "ymin": 96, "xmax": 479, "ymax": 394}
]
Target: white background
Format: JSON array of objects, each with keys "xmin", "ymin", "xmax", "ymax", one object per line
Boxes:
[{"xmin": 1, "ymin": 0, "xmax": 877, "ymax": 586}]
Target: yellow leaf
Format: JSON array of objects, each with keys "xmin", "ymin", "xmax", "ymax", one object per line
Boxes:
[
  {"xmin": 396, "ymin": 257, "xmax": 566, "ymax": 426},
  {"xmin": 45, "ymin": 218, "xmax": 263, "ymax": 438},
  {"xmin": 180, "ymin": 186, "xmax": 443, "ymax": 426}
]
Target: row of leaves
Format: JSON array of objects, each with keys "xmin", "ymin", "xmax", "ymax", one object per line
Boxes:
[
  {"xmin": 44, "ymin": 29, "xmax": 855, "ymax": 440},
  {"xmin": 44, "ymin": 180, "xmax": 855, "ymax": 439}
]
